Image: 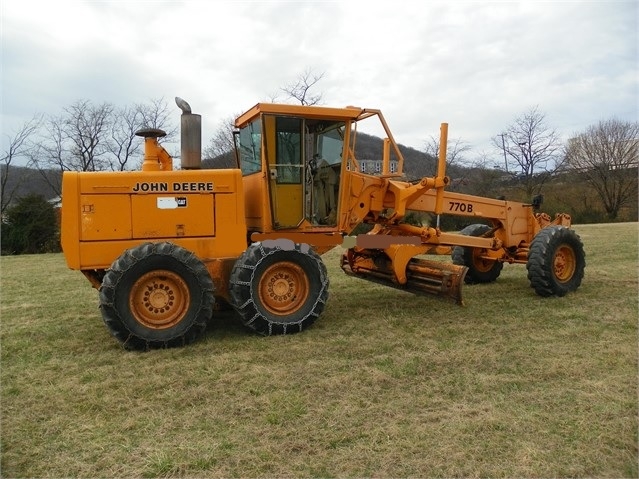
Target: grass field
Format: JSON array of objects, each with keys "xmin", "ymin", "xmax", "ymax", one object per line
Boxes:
[{"xmin": 1, "ymin": 223, "xmax": 637, "ymax": 478}]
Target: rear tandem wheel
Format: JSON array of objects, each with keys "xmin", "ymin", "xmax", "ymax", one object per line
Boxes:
[
  {"xmin": 99, "ymin": 242, "xmax": 215, "ymax": 350},
  {"xmin": 229, "ymin": 240, "xmax": 329, "ymax": 335}
]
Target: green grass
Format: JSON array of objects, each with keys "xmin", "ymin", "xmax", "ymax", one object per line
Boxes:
[{"xmin": 1, "ymin": 223, "xmax": 637, "ymax": 478}]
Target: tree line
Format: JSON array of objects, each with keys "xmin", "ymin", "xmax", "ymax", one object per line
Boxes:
[
  {"xmin": 412, "ymin": 107, "xmax": 637, "ymax": 223},
  {"xmin": 1, "ymin": 70, "xmax": 637, "ymax": 254}
]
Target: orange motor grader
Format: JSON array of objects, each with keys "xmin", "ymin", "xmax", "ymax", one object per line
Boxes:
[{"xmin": 60, "ymin": 98, "xmax": 585, "ymax": 350}]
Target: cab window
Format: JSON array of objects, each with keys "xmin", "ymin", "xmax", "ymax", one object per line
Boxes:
[
  {"xmin": 237, "ymin": 119, "xmax": 262, "ymax": 176},
  {"xmin": 275, "ymin": 117, "xmax": 302, "ymax": 184}
]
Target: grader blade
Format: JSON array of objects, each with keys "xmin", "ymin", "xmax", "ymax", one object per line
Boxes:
[{"xmin": 340, "ymin": 253, "xmax": 467, "ymax": 305}]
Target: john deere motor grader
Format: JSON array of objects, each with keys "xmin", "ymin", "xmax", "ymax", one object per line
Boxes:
[{"xmin": 60, "ymin": 98, "xmax": 585, "ymax": 350}]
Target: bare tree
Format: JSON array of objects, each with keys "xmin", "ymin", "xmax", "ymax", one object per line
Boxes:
[
  {"xmin": 200, "ymin": 69, "xmax": 326, "ymax": 169},
  {"xmin": 64, "ymin": 100, "xmax": 114, "ymax": 171},
  {"xmin": 30, "ymin": 98, "xmax": 177, "ymax": 195},
  {"xmin": 203, "ymin": 115, "xmax": 239, "ymax": 169},
  {"xmin": 33, "ymin": 100, "xmax": 114, "ymax": 173},
  {"xmin": 1, "ymin": 116, "xmax": 42, "ymax": 214},
  {"xmin": 280, "ymin": 68, "xmax": 325, "ymax": 106},
  {"xmin": 423, "ymin": 134, "xmax": 471, "ymax": 167},
  {"xmin": 30, "ymin": 101, "xmax": 113, "ymax": 196},
  {"xmin": 457, "ymin": 152, "xmax": 510, "ymax": 199},
  {"xmin": 31, "ymin": 117, "xmax": 68, "ymax": 196},
  {"xmin": 492, "ymin": 106, "xmax": 562, "ymax": 196},
  {"xmin": 108, "ymin": 104, "xmax": 143, "ymax": 172},
  {"xmin": 564, "ymin": 118, "xmax": 639, "ymax": 220},
  {"xmin": 137, "ymin": 97, "xmax": 176, "ymax": 135},
  {"xmin": 108, "ymin": 98, "xmax": 177, "ymax": 171}
]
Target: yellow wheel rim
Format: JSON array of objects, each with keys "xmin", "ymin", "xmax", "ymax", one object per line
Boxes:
[
  {"xmin": 472, "ymin": 248, "xmax": 495, "ymax": 273},
  {"xmin": 130, "ymin": 270, "xmax": 189, "ymax": 329},
  {"xmin": 553, "ymin": 244, "xmax": 577, "ymax": 283},
  {"xmin": 258, "ymin": 261, "xmax": 310, "ymax": 316}
]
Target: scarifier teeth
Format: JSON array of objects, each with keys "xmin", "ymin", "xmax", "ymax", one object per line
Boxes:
[{"xmin": 340, "ymin": 254, "xmax": 466, "ymax": 305}]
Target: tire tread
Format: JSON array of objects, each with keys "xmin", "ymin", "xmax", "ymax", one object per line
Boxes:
[
  {"xmin": 229, "ymin": 242, "xmax": 329, "ymax": 336},
  {"xmin": 526, "ymin": 226, "xmax": 585, "ymax": 297},
  {"xmin": 99, "ymin": 242, "xmax": 214, "ymax": 351}
]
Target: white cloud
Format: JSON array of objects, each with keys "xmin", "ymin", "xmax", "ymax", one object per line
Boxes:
[{"xmin": 1, "ymin": 0, "xmax": 637, "ymax": 163}]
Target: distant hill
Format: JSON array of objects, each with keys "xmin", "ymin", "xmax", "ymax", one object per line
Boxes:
[
  {"xmin": 1, "ymin": 165, "xmax": 61, "ymax": 206},
  {"xmin": 201, "ymin": 131, "xmax": 444, "ymax": 179},
  {"xmin": 2, "ymin": 133, "xmax": 456, "ymax": 207}
]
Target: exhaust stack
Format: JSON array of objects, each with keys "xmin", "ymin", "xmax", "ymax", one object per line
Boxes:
[{"xmin": 175, "ymin": 97, "xmax": 201, "ymax": 169}]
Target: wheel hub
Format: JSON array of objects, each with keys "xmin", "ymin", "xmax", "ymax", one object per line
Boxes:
[
  {"xmin": 130, "ymin": 270, "xmax": 189, "ymax": 329},
  {"xmin": 259, "ymin": 261, "xmax": 309, "ymax": 316},
  {"xmin": 268, "ymin": 273, "xmax": 295, "ymax": 301},
  {"xmin": 145, "ymin": 285, "xmax": 173, "ymax": 312},
  {"xmin": 472, "ymin": 249, "xmax": 493, "ymax": 272}
]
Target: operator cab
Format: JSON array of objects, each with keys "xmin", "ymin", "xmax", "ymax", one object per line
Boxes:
[
  {"xmin": 233, "ymin": 103, "xmax": 404, "ymax": 235},
  {"xmin": 234, "ymin": 104, "xmax": 352, "ymax": 232}
]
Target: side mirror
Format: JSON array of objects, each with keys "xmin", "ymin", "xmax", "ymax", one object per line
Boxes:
[{"xmin": 532, "ymin": 194, "xmax": 544, "ymax": 211}]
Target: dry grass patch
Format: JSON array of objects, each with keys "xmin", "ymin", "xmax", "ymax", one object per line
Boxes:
[{"xmin": 1, "ymin": 223, "xmax": 637, "ymax": 477}]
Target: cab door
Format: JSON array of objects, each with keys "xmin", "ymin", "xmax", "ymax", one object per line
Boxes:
[{"xmin": 263, "ymin": 115, "xmax": 304, "ymax": 228}]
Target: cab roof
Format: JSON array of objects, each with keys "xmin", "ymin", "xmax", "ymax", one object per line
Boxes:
[{"xmin": 234, "ymin": 103, "xmax": 365, "ymax": 128}]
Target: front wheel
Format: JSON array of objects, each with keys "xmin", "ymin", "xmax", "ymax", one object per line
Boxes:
[
  {"xmin": 99, "ymin": 242, "xmax": 215, "ymax": 350},
  {"xmin": 527, "ymin": 226, "xmax": 585, "ymax": 297},
  {"xmin": 229, "ymin": 240, "xmax": 329, "ymax": 335}
]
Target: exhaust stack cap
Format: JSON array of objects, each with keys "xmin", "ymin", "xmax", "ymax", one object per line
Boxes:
[{"xmin": 175, "ymin": 97, "xmax": 192, "ymax": 114}]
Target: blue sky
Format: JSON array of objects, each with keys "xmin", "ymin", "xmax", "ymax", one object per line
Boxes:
[{"xmin": 1, "ymin": 0, "xmax": 637, "ymax": 163}]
